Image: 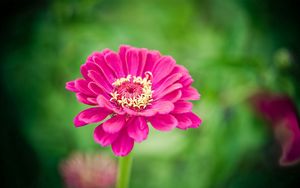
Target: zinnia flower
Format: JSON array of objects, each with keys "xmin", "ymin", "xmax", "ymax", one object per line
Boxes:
[
  {"xmin": 66, "ymin": 45, "xmax": 202, "ymax": 156},
  {"xmin": 59, "ymin": 152, "xmax": 117, "ymax": 188},
  {"xmin": 251, "ymin": 92, "xmax": 300, "ymax": 166}
]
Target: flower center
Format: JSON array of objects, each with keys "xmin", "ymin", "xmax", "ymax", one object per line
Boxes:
[{"xmin": 110, "ymin": 72, "xmax": 153, "ymax": 110}]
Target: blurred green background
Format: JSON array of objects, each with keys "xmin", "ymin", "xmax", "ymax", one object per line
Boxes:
[{"xmin": 1, "ymin": 0, "xmax": 300, "ymax": 187}]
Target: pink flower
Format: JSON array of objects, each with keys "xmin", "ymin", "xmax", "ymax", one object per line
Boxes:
[
  {"xmin": 66, "ymin": 45, "xmax": 202, "ymax": 156},
  {"xmin": 59, "ymin": 152, "xmax": 117, "ymax": 188},
  {"xmin": 251, "ymin": 92, "xmax": 300, "ymax": 166}
]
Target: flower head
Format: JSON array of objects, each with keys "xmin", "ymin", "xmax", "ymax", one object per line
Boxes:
[
  {"xmin": 59, "ymin": 152, "xmax": 117, "ymax": 188},
  {"xmin": 66, "ymin": 45, "xmax": 202, "ymax": 156},
  {"xmin": 251, "ymin": 92, "xmax": 300, "ymax": 166}
]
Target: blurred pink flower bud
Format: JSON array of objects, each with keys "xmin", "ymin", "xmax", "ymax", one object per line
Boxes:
[{"xmin": 59, "ymin": 152, "xmax": 117, "ymax": 188}]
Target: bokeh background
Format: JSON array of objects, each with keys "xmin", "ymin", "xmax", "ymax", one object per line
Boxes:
[{"xmin": 1, "ymin": 0, "xmax": 300, "ymax": 187}]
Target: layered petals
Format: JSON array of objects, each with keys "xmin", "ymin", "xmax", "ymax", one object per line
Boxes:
[
  {"xmin": 181, "ymin": 86, "xmax": 200, "ymax": 100},
  {"xmin": 66, "ymin": 45, "xmax": 202, "ymax": 157},
  {"xmin": 112, "ymin": 130, "xmax": 134, "ymax": 156},
  {"xmin": 94, "ymin": 125, "xmax": 119, "ymax": 147},
  {"xmin": 74, "ymin": 107, "xmax": 111, "ymax": 127},
  {"xmin": 148, "ymin": 114, "xmax": 178, "ymax": 131},
  {"xmin": 102, "ymin": 115, "xmax": 126, "ymax": 133},
  {"xmin": 174, "ymin": 112, "xmax": 202, "ymax": 130},
  {"xmin": 172, "ymin": 100, "xmax": 193, "ymax": 114},
  {"xmin": 127, "ymin": 117, "xmax": 149, "ymax": 142}
]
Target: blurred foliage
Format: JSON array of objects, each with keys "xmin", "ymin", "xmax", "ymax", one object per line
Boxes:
[{"xmin": 1, "ymin": 0, "xmax": 300, "ymax": 187}]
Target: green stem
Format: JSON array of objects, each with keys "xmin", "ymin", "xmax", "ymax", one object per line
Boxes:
[{"xmin": 116, "ymin": 154, "xmax": 133, "ymax": 188}]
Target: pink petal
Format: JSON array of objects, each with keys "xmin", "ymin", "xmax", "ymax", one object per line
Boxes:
[
  {"xmin": 126, "ymin": 48, "xmax": 139, "ymax": 76},
  {"xmin": 124, "ymin": 101, "xmax": 174, "ymax": 117},
  {"xmin": 76, "ymin": 93, "xmax": 97, "ymax": 105},
  {"xmin": 181, "ymin": 87, "xmax": 200, "ymax": 100},
  {"xmin": 127, "ymin": 117, "xmax": 149, "ymax": 142},
  {"xmin": 80, "ymin": 64, "xmax": 91, "ymax": 81},
  {"xmin": 94, "ymin": 125, "xmax": 119, "ymax": 147},
  {"xmin": 123, "ymin": 107, "xmax": 152, "ymax": 117},
  {"xmin": 152, "ymin": 56, "xmax": 176, "ymax": 85},
  {"xmin": 85, "ymin": 61, "xmax": 101, "ymax": 73},
  {"xmin": 87, "ymin": 82, "xmax": 109, "ymax": 98},
  {"xmin": 142, "ymin": 50, "xmax": 161, "ymax": 73},
  {"xmin": 250, "ymin": 93, "xmax": 300, "ymax": 166},
  {"xmin": 97, "ymin": 95, "xmax": 125, "ymax": 115},
  {"xmin": 87, "ymin": 70, "xmax": 112, "ymax": 94},
  {"xmin": 150, "ymin": 101, "xmax": 174, "ymax": 115},
  {"xmin": 104, "ymin": 52, "xmax": 124, "ymax": 77},
  {"xmin": 180, "ymin": 74, "xmax": 193, "ymax": 87},
  {"xmin": 102, "ymin": 115, "xmax": 126, "ymax": 134},
  {"xmin": 153, "ymin": 73, "xmax": 182, "ymax": 91},
  {"xmin": 74, "ymin": 79, "xmax": 95, "ymax": 96},
  {"xmin": 172, "ymin": 100, "xmax": 193, "ymax": 114},
  {"xmin": 92, "ymin": 56, "xmax": 116, "ymax": 84},
  {"xmin": 148, "ymin": 114, "xmax": 178, "ymax": 131},
  {"xmin": 123, "ymin": 107, "xmax": 156, "ymax": 117},
  {"xmin": 186, "ymin": 112, "xmax": 202, "ymax": 128},
  {"xmin": 101, "ymin": 48, "xmax": 112, "ymax": 56},
  {"xmin": 86, "ymin": 97, "xmax": 97, "ymax": 104},
  {"xmin": 119, "ymin": 45, "xmax": 132, "ymax": 75},
  {"xmin": 112, "ymin": 131, "xmax": 134, "ymax": 156},
  {"xmin": 161, "ymin": 90, "xmax": 182, "ymax": 103},
  {"xmin": 174, "ymin": 113, "xmax": 192, "ymax": 130},
  {"xmin": 136, "ymin": 48, "xmax": 148, "ymax": 76},
  {"xmin": 154, "ymin": 83, "xmax": 182, "ymax": 99},
  {"xmin": 74, "ymin": 107, "xmax": 111, "ymax": 127},
  {"xmin": 65, "ymin": 81, "xmax": 78, "ymax": 92},
  {"xmin": 277, "ymin": 114, "xmax": 300, "ymax": 166},
  {"xmin": 86, "ymin": 60, "xmax": 116, "ymax": 85}
]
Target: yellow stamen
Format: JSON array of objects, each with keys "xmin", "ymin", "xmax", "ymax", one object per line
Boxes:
[{"xmin": 110, "ymin": 73, "xmax": 153, "ymax": 109}]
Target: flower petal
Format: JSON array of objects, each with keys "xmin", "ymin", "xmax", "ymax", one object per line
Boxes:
[
  {"xmin": 124, "ymin": 101, "xmax": 174, "ymax": 117},
  {"xmin": 97, "ymin": 95, "xmax": 125, "ymax": 115},
  {"xmin": 142, "ymin": 50, "xmax": 161, "ymax": 73},
  {"xmin": 277, "ymin": 114, "xmax": 300, "ymax": 166},
  {"xmin": 181, "ymin": 87, "xmax": 200, "ymax": 100},
  {"xmin": 152, "ymin": 56, "xmax": 176, "ymax": 85},
  {"xmin": 136, "ymin": 48, "xmax": 148, "ymax": 76},
  {"xmin": 112, "ymin": 131, "xmax": 134, "ymax": 156},
  {"xmin": 88, "ymin": 51, "xmax": 116, "ymax": 80},
  {"xmin": 80, "ymin": 64, "xmax": 91, "ymax": 81},
  {"xmin": 94, "ymin": 125, "xmax": 119, "ymax": 147},
  {"xmin": 180, "ymin": 74, "xmax": 193, "ymax": 87},
  {"xmin": 102, "ymin": 115, "xmax": 126, "ymax": 134},
  {"xmin": 119, "ymin": 45, "xmax": 132, "ymax": 75},
  {"xmin": 74, "ymin": 107, "xmax": 111, "ymax": 127},
  {"xmin": 88, "ymin": 70, "xmax": 112, "ymax": 94},
  {"xmin": 153, "ymin": 73, "xmax": 182, "ymax": 91},
  {"xmin": 65, "ymin": 81, "xmax": 78, "ymax": 92},
  {"xmin": 127, "ymin": 117, "xmax": 149, "ymax": 142},
  {"xmin": 161, "ymin": 90, "xmax": 182, "ymax": 103},
  {"xmin": 174, "ymin": 113, "xmax": 192, "ymax": 130},
  {"xmin": 88, "ymin": 82, "xmax": 110, "ymax": 98},
  {"xmin": 75, "ymin": 79, "xmax": 95, "ymax": 96},
  {"xmin": 172, "ymin": 100, "xmax": 193, "ymax": 114},
  {"xmin": 150, "ymin": 101, "xmax": 174, "ymax": 115},
  {"xmin": 76, "ymin": 93, "xmax": 97, "ymax": 105},
  {"xmin": 148, "ymin": 114, "xmax": 178, "ymax": 131},
  {"xmin": 126, "ymin": 48, "xmax": 139, "ymax": 76},
  {"xmin": 154, "ymin": 83, "xmax": 182, "ymax": 99},
  {"xmin": 104, "ymin": 52, "xmax": 124, "ymax": 77},
  {"xmin": 186, "ymin": 112, "xmax": 202, "ymax": 128}
]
